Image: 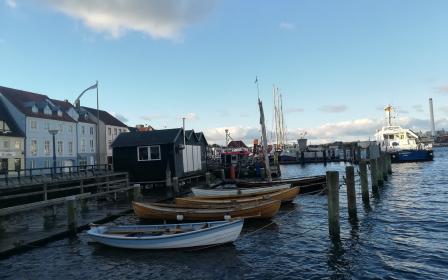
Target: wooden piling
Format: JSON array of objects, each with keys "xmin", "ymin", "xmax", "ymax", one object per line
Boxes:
[
  {"xmin": 359, "ymin": 161, "xmax": 370, "ymax": 205},
  {"xmin": 43, "ymin": 183, "xmax": 48, "ymax": 201},
  {"xmin": 133, "ymin": 184, "xmax": 143, "ymax": 202},
  {"xmin": 260, "ymin": 168, "xmax": 266, "ymax": 179},
  {"xmin": 326, "ymin": 171, "xmax": 340, "ymax": 238},
  {"xmin": 376, "ymin": 156, "xmax": 384, "ymax": 186},
  {"xmin": 172, "ymin": 177, "xmax": 179, "ymax": 194},
  {"xmin": 220, "ymin": 169, "xmax": 225, "ymax": 180},
  {"xmin": 386, "ymin": 153, "xmax": 392, "ymax": 174},
  {"xmin": 345, "ymin": 166, "xmax": 357, "ymax": 221},
  {"xmin": 370, "ymin": 159, "xmax": 379, "ymax": 193},
  {"xmin": 382, "ymin": 154, "xmax": 388, "ymax": 181},
  {"xmin": 205, "ymin": 172, "xmax": 211, "ymax": 186},
  {"xmin": 66, "ymin": 196, "xmax": 77, "ymax": 235}
]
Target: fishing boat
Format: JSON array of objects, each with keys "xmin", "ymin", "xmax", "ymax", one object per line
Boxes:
[
  {"xmin": 191, "ymin": 184, "xmax": 290, "ymax": 197},
  {"xmin": 175, "ymin": 186, "xmax": 299, "ymax": 206},
  {"xmin": 132, "ymin": 200, "xmax": 281, "ymax": 221},
  {"xmin": 87, "ymin": 219, "xmax": 243, "ymax": 249},
  {"xmin": 375, "ymin": 105, "xmax": 433, "ymax": 163}
]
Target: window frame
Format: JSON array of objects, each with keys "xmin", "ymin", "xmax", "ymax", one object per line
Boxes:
[{"xmin": 137, "ymin": 145, "xmax": 161, "ymax": 161}]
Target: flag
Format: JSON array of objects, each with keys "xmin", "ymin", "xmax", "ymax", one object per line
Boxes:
[{"xmin": 86, "ymin": 82, "xmax": 98, "ymax": 91}]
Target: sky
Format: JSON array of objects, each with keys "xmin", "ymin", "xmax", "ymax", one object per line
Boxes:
[{"xmin": 1, "ymin": 0, "xmax": 448, "ymax": 144}]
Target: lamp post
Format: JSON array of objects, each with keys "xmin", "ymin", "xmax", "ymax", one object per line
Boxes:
[
  {"xmin": 75, "ymin": 81, "xmax": 100, "ymax": 167},
  {"xmin": 48, "ymin": 129, "xmax": 59, "ymax": 174}
]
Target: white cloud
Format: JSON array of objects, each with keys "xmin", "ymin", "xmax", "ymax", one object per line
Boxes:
[
  {"xmin": 183, "ymin": 112, "xmax": 198, "ymax": 121},
  {"xmin": 111, "ymin": 112, "xmax": 129, "ymax": 123},
  {"xmin": 44, "ymin": 0, "xmax": 216, "ymax": 39},
  {"xmin": 5, "ymin": 0, "xmax": 16, "ymax": 8},
  {"xmin": 318, "ymin": 105, "xmax": 347, "ymax": 113},
  {"xmin": 279, "ymin": 21, "xmax": 295, "ymax": 30},
  {"xmin": 204, "ymin": 126, "xmax": 261, "ymax": 145},
  {"xmin": 439, "ymin": 106, "xmax": 448, "ymax": 114}
]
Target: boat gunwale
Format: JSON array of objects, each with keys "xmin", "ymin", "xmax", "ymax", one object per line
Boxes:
[{"xmin": 87, "ymin": 219, "xmax": 244, "ymax": 240}]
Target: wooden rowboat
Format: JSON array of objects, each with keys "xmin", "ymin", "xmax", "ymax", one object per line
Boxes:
[
  {"xmin": 191, "ymin": 184, "xmax": 290, "ymax": 197},
  {"xmin": 235, "ymin": 175, "xmax": 326, "ymax": 194},
  {"xmin": 132, "ymin": 200, "xmax": 281, "ymax": 221},
  {"xmin": 175, "ymin": 187, "xmax": 300, "ymax": 207},
  {"xmin": 87, "ymin": 219, "xmax": 244, "ymax": 249},
  {"xmin": 235, "ymin": 175, "xmax": 326, "ymax": 188}
]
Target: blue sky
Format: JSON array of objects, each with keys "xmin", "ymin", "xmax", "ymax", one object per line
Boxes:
[{"xmin": 1, "ymin": 0, "xmax": 448, "ymax": 144}]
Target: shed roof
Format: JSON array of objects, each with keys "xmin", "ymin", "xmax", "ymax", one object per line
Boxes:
[
  {"xmin": 111, "ymin": 128, "xmax": 183, "ymax": 148},
  {"xmin": 227, "ymin": 140, "xmax": 248, "ymax": 148},
  {"xmin": 0, "ymin": 100, "xmax": 25, "ymax": 137}
]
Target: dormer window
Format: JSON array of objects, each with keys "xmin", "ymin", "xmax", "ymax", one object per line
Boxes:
[
  {"xmin": 57, "ymin": 110, "xmax": 62, "ymax": 117},
  {"xmin": 44, "ymin": 106, "xmax": 52, "ymax": 115},
  {"xmin": 31, "ymin": 105, "xmax": 38, "ymax": 113}
]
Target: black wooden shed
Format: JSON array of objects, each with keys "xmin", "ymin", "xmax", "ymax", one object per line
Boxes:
[{"xmin": 111, "ymin": 128, "xmax": 207, "ymax": 183}]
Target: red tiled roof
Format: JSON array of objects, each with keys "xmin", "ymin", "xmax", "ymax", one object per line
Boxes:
[
  {"xmin": 50, "ymin": 99, "xmax": 96, "ymax": 124},
  {"xmin": 0, "ymin": 86, "xmax": 76, "ymax": 123},
  {"xmin": 227, "ymin": 140, "xmax": 248, "ymax": 148}
]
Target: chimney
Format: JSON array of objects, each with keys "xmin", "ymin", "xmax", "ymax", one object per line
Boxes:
[{"xmin": 429, "ymin": 98, "xmax": 436, "ymax": 137}]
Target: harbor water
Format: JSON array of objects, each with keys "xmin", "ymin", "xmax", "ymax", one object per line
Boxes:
[{"xmin": 1, "ymin": 148, "xmax": 447, "ymax": 279}]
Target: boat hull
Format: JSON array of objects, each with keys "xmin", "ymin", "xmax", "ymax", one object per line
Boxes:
[
  {"xmin": 389, "ymin": 150, "xmax": 434, "ymax": 163},
  {"xmin": 87, "ymin": 220, "xmax": 243, "ymax": 249},
  {"xmin": 132, "ymin": 200, "xmax": 281, "ymax": 221},
  {"xmin": 191, "ymin": 184, "xmax": 290, "ymax": 197},
  {"xmin": 175, "ymin": 187, "xmax": 300, "ymax": 206}
]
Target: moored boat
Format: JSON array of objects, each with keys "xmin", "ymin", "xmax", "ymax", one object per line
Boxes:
[
  {"xmin": 87, "ymin": 219, "xmax": 244, "ymax": 249},
  {"xmin": 132, "ymin": 200, "xmax": 281, "ymax": 221},
  {"xmin": 175, "ymin": 186, "xmax": 299, "ymax": 206},
  {"xmin": 191, "ymin": 184, "xmax": 290, "ymax": 197},
  {"xmin": 235, "ymin": 175, "xmax": 326, "ymax": 188}
]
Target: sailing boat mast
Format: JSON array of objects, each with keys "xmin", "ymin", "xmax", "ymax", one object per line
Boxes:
[
  {"xmin": 255, "ymin": 77, "xmax": 272, "ymax": 183},
  {"xmin": 258, "ymin": 98, "xmax": 272, "ymax": 183}
]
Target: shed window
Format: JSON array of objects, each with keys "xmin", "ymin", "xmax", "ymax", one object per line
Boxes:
[{"xmin": 137, "ymin": 145, "xmax": 161, "ymax": 161}]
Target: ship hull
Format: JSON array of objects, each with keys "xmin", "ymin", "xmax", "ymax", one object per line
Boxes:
[{"xmin": 389, "ymin": 150, "xmax": 434, "ymax": 163}]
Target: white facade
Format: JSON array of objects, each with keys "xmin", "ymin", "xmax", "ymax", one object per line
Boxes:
[{"xmin": 106, "ymin": 125, "xmax": 128, "ymax": 157}]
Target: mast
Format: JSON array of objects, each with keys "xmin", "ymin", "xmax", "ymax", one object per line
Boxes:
[
  {"xmin": 385, "ymin": 105, "xmax": 392, "ymax": 126},
  {"xmin": 258, "ymin": 98, "xmax": 273, "ymax": 183}
]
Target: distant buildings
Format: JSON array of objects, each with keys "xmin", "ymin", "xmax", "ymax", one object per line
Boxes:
[
  {"xmin": 0, "ymin": 86, "xmax": 128, "ymax": 171},
  {"xmin": 0, "ymin": 100, "xmax": 25, "ymax": 174}
]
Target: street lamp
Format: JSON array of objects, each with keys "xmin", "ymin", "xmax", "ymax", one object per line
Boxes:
[
  {"xmin": 48, "ymin": 129, "xmax": 59, "ymax": 174},
  {"xmin": 74, "ymin": 81, "xmax": 100, "ymax": 167}
]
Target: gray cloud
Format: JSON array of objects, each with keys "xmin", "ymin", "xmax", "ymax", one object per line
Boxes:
[
  {"xmin": 286, "ymin": 107, "xmax": 304, "ymax": 114},
  {"xmin": 318, "ymin": 105, "xmax": 347, "ymax": 113},
  {"xmin": 439, "ymin": 106, "xmax": 448, "ymax": 114},
  {"xmin": 44, "ymin": 0, "xmax": 216, "ymax": 39},
  {"xmin": 413, "ymin": 104, "xmax": 424, "ymax": 113},
  {"xmin": 435, "ymin": 84, "xmax": 448, "ymax": 95},
  {"xmin": 279, "ymin": 22, "xmax": 295, "ymax": 30},
  {"xmin": 141, "ymin": 114, "xmax": 167, "ymax": 121},
  {"xmin": 111, "ymin": 112, "xmax": 129, "ymax": 123}
]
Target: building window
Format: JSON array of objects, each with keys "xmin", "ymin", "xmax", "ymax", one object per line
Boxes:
[
  {"xmin": 44, "ymin": 106, "xmax": 52, "ymax": 115},
  {"xmin": 68, "ymin": 141, "xmax": 73, "ymax": 154},
  {"xmin": 57, "ymin": 141, "xmax": 63, "ymax": 155},
  {"xmin": 30, "ymin": 160, "xmax": 35, "ymax": 169},
  {"xmin": 31, "ymin": 140, "xmax": 37, "ymax": 156},
  {"xmin": 114, "ymin": 128, "xmax": 117, "ymax": 136},
  {"xmin": 31, "ymin": 105, "xmax": 38, "ymax": 113},
  {"xmin": 0, "ymin": 121, "xmax": 11, "ymax": 132},
  {"xmin": 45, "ymin": 159, "xmax": 51, "ymax": 168},
  {"xmin": 44, "ymin": 140, "xmax": 50, "ymax": 155},
  {"xmin": 14, "ymin": 158, "xmax": 21, "ymax": 171},
  {"xmin": 68, "ymin": 126, "xmax": 73, "ymax": 133},
  {"xmin": 15, "ymin": 141, "xmax": 21, "ymax": 150},
  {"xmin": 108, "ymin": 128, "xmax": 111, "ymax": 135},
  {"xmin": 90, "ymin": 127, "xmax": 94, "ymax": 135},
  {"xmin": 3, "ymin": 140, "xmax": 9, "ymax": 149},
  {"xmin": 81, "ymin": 139, "xmax": 86, "ymax": 152},
  {"xmin": 137, "ymin": 145, "xmax": 161, "ymax": 161},
  {"xmin": 82, "ymin": 126, "xmax": 85, "ymax": 135},
  {"xmin": 108, "ymin": 140, "xmax": 112, "ymax": 149},
  {"xmin": 31, "ymin": 120, "xmax": 37, "ymax": 130},
  {"xmin": 90, "ymin": 139, "xmax": 94, "ymax": 152}
]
